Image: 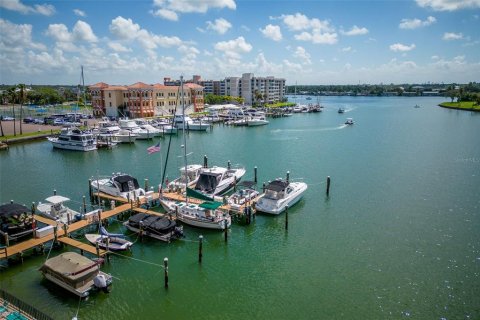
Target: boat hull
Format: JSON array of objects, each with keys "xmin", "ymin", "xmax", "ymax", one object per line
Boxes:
[
  {"xmin": 49, "ymin": 138, "xmax": 97, "ymax": 151},
  {"xmin": 255, "ymin": 183, "xmax": 307, "ymax": 215}
]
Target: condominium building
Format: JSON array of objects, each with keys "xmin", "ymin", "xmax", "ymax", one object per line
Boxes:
[{"xmin": 89, "ymin": 81, "xmax": 204, "ymax": 118}]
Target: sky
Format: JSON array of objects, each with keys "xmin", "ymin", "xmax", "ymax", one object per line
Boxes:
[{"xmin": 0, "ymin": 0, "xmax": 479, "ymax": 85}]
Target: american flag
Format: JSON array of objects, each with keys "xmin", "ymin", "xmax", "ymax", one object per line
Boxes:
[{"xmin": 147, "ymin": 142, "xmax": 161, "ymax": 154}]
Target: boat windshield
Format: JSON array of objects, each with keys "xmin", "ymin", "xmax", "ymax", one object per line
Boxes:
[{"xmin": 264, "ymin": 189, "xmax": 283, "ymax": 200}]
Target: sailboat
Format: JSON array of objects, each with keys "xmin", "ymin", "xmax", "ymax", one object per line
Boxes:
[{"xmin": 159, "ymin": 76, "xmax": 231, "ymax": 230}]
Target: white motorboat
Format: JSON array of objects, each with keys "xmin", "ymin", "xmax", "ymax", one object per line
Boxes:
[
  {"xmin": 135, "ymin": 119, "xmax": 162, "ymax": 137},
  {"xmin": 159, "ymin": 199, "xmax": 231, "ymax": 230},
  {"xmin": 345, "ymin": 118, "xmax": 354, "ymax": 125},
  {"xmin": 36, "ymin": 195, "xmax": 94, "ymax": 224},
  {"xmin": 48, "ymin": 127, "xmax": 97, "ymax": 151},
  {"xmin": 96, "ymin": 120, "xmax": 138, "ymax": 143},
  {"xmin": 293, "ymin": 106, "xmax": 303, "ymax": 113},
  {"xmin": 227, "ymin": 181, "xmax": 260, "ymax": 210},
  {"xmin": 338, "ymin": 107, "xmax": 345, "ymax": 114},
  {"xmin": 91, "ymin": 173, "xmax": 146, "ymax": 201},
  {"xmin": 40, "ymin": 252, "xmax": 112, "ymax": 298},
  {"xmin": 85, "ymin": 234, "xmax": 133, "ymax": 251},
  {"xmin": 173, "ymin": 114, "xmax": 210, "ymax": 131},
  {"xmin": 168, "ymin": 164, "xmax": 203, "ymax": 190},
  {"xmin": 194, "ymin": 166, "xmax": 246, "ymax": 197},
  {"xmin": 118, "ymin": 119, "xmax": 154, "ymax": 140},
  {"xmin": 123, "ymin": 213, "xmax": 184, "ymax": 242},
  {"xmin": 255, "ymin": 179, "xmax": 307, "ymax": 215},
  {"xmin": 153, "ymin": 118, "xmax": 177, "ymax": 134},
  {"xmin": 247, "ymin": 116, "xmax": 269, "ymax": 126}
]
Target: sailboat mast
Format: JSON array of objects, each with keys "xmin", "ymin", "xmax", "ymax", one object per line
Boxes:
[{"xmin": 180, "ymin": 76, "xmax": 188, "ymax": 204}]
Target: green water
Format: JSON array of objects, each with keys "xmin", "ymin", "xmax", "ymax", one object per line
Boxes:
[{"xmin": 1, "ymin": 97, "xmax": 479, "ymax": 319}]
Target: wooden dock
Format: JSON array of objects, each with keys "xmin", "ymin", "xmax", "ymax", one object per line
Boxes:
[{"xmin": 58, "ymin": 237, "xmax": 107, "ymax": 256}]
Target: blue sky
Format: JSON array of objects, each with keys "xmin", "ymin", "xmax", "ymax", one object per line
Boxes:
[{"xmin": 0, "ymin": 0, "xmax": 479, "ymax": 85}]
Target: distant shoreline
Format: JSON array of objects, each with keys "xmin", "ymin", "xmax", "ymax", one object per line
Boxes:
[{"xmin": 438, "ymin": 102, "xmax": 480, "ymax": 112}]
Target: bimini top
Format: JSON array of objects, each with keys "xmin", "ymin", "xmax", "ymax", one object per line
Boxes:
[
  {"xmin": 265, "ymin": 180, "xmax": 289, "ymax": 192},
  {"xmin": 113, "ymin": 174, "xmax": 140, "ymax": 192},
  {"xmin": 45, "ymin": 195, "xmax": 71, "ymax": 204},
  {"xmin": 40, "ymin": 252, "xmax": 100, "ymax": 287},
  {"xmin": 0, "ymin": 203, "xmax": 29, "ymax": 218}
]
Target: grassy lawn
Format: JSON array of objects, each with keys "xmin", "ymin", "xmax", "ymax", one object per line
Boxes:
[
  {"xmin": 439, "ymin": 101, "xmax": 480, "ymax": 111},
  {"xmin": 2, "ymin": 129, "xmax": 60, "ymax": 140}
]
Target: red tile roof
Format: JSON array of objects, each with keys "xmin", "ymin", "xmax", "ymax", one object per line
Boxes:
[
  {"xmin": 89, "ymin": 82, "xmax": 109, "ymax": 89},
  {"xmin": 128, "ymin": 82, "xmax": 152, "ymax": 89}
]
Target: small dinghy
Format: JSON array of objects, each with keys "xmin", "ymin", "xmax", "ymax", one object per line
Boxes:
[{"xmin": 85, "ymin": 226, "xmax": 133, "ymax": 251}]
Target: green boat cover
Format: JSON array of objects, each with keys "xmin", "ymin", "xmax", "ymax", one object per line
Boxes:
[
  {"xmin": 186, "ymin": 187, "xmax": 213, "ymax": 201},
  {"xmin": 199, "ymin": 201, "xmax": 223, "ymax": 210}
]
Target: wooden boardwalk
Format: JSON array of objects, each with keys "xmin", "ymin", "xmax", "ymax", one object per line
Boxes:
[{"xmin": 58, "ymin": 237, "xmax": 107, "ymax": 256}]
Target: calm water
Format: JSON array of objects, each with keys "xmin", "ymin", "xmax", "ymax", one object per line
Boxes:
[{"xmin": 1, "ymin": 96, "xmax": 479, "ymax": 319}]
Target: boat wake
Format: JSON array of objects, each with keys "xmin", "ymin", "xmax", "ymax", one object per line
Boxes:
[{"xmin": 271, "ymin": 125, "xmax": 347, "ymax": 134}]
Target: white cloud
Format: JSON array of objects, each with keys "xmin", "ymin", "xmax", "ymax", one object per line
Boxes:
[
  {"xmin": 73, "ymin": 9, "xmax": 86, "ymax": 17},
  {"xmin": 279, "ymin": 12, "xmax": 334, "ymax": 32},
  {"xmin": 214, "ymin": 36, "xmax": 252, "ymax": 60},
  {"xmin": 431, "ymin": 55, "xmax": 440, "ymax": 59},
  {"xmin": 206, "ymin": 18, "xmax": 232, "ymax": 34},
  {"xmin": 399, "ymin": 16, "xmax": 436, "ymax": 29},
  {"xmin": 293, "ymin": 46, "xmax": 311, "ymax": 65},
  {"xmin": 340, "ymin": 25, "xmax": 369, "ymax": 36},
  {"xmin": 152, "ymin": 0, "xmax": 236, "ymax": 20},
  {"xmin": 45, "ymin": 24, "xmax": 73, "ymax": 42},
  {"xmin": 108, "ymin": 42, "xmax": 132, "ymax": 52},
  {"xmin": 109, "ymin": 16, "xmax": 140, "ymax": 40},
  {"xmin": 389, "ymin": 43, "xmax": 416, "ymax": 52},
  {"xmin": 151, "ymin": 8, "xmax": 178, "ymax": 21},
  {"xmin": 0, "ymin": 19, "xmax": 46, "ymax": 51},
  {"xmin": 73, "ymin": 20, "xmax": 98, "ymax": 42},
  {"xmin": 442, "ymin": 32, "xmax": 464, "ymax": 40},
  {"xmin": 415, "ymin": 0, "xmax": 480, "ymax": 11},
  {"xmin": 0, "ymin": 0, "xmax": 55, "ymax": 16},
  {"xmin": 260, "ymin": 24, "xmax": 282, "ymax": 41},
  {"xmin": 295, "ymin": 31, "xmax": 338, "ymax": 44}
]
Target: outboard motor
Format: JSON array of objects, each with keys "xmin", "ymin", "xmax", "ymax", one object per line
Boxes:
[{"xmin": 93, "ymin": 274, "xmax": 110, "ymax": 293}]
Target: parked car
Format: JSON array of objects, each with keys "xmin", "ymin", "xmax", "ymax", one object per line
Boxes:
[
  {"xmin": 23, "ymin": 117, "xmax": 34, "ymax": 123},
  {"xmin": 44, "ymin": 117, "xmax": 54, "ymax": 125},
  {"xmin": 1, "ymin": 116, "xmax": 14, "ymax": 121},
  {"xmin": 34, "ymin": 118, "xmax": 44, "ymax": 124},
  {"xmin": 53, "ymin": 118, "xmax": 64, "ymax": 126}
]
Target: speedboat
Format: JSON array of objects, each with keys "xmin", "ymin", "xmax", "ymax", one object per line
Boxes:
[
  {"xmin": 153, "ymin": 118, "xmax": 177, "ymax": 134},
  {"xmin": 338, "ymin": 107, "xmax": 345, "ymax": 114},
  {"xmin": 118, "ymin": 119, "xmax": 154, "ymax": 140},
  {"xmin": 173, "ymin": 114, "xmax": 210, "ymax": 131},
  {"xmin": 91, "ymin": 173, "xmax": 146, "ymax": 201},
  {"xmin": 135, "ymin": 119, "xmax": 162, "ymax": 137},
  {"xmin": 48, "ymin": 127, "xmax": 97, "ymax": 151},
  {"xmin": 227, "ymin": 181, "xmax": 260, "ymax": 211},
  {"xmin": 159, "ymin": 199, "xmax": 231, "ymax": 230},
  {"xmin": 168, "ymin": 164, "xmax": 203, "ymax": 190},
  {"xmin": 123, "ymin": 213, "xmax": 184, "ymax": 242},
  {"xmin": 194, "ymin": 166, "xmax": 246, "ymax": 198},
  {"xmin": 40, "ymin": 252, "xmax": 112, "ymax": 298},
  {"xmin": 345, "ymin": 118, "xmax": 354, "ymax": 125},
  {"xmin": 37, "ymin": 195, "xmax": 92, "ymax": 224},
  {"xmin": 255, "ymin": 179, "xmax": 307, "ymax": 215},
  {"xmin": 85, "ymin": 234, "xmax": 133, "ymax": 251},
  {"xmin": 247, "ymin": 116, "xmax": 269, "ymax": 126},
  {"xmin": 0, "ymin": 203, "xmax": 36, "ymax": 242},
  {"xmin": 96, "ymin": 120, "xmax": 138, "ymax": 143}
]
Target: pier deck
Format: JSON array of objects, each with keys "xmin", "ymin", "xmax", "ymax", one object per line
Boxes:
[{"xmin": 57, "ymin": 237, "xmax": 107, "ymax": 256}]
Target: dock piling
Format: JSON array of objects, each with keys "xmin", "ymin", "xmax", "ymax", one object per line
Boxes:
[
  {"xmin": 53, "ymin": 189, "xmax": 56, "ymax": 196},
  {"xmin": 164, "ymin": 257, "xmax": 169, "ymax": 288},
  {"xmin": 286, "ymin": 171, "xmax": 290, "ymax": 183},
  {"xmin": 31, "ymin": 202, "xmax": 35, "ymax": 215},
  {"xmin": 198, "ymin": 235, "xmax": 203, "ymax": 263},
  {"xmin": 326, "ymin": 176, "xmax": 331, "ymax": 196},
  {"xmin": 227, "ymin": 160, "xmax": 231, "ymax": 170},
  {"xmin": 262, "ymin": 182, "xmax": 266, "ymax": 193},
  {"xmin": 4, "ymin": 233, "xmax": 9, "ymax": 248},
  {"xmin": 83, "ymin": 196, "xmax": 87, "ymax": 214},
  {"xmin": 254, "ymin": 166, "xmax": 257, "ymax": 183},
  {"xmin": 88, "ymin": 179, "xmax": 93, "ymax": 203},
  {"xmin": 95, "ymin": 242, "xmax": 100, "ymax": 259},
  {"xmin": 285, "ymin": 205, "xmax": 289, "ymax": 230},
  {"xmin": 144, "ymin": 179, "xmax": 149, "ymax": 191},
  {"xmin": 224, "ymin": 226, "xmax": 228, "ymax": 242},
  {"xmin": 10, "ymin": 200, "xmax": 13, "ymax": 204},
  {"xmin": 204, "ymin": 155, "xmax": 208, "ymax": 168}
]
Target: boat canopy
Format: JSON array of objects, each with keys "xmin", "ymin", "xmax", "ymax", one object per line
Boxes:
[
  {"xmin": 113, "ymin": 175, "xmax": 140, "ymax": 193},
  {"xmin": 265, "ymin": 180, "xmax": 289, "ymax": 192},
  {"xmin": 45, "ymin": 195, "xmax": 70, "ymax": 204},
  {"xmin": 40, "ymin": 252, "xmax": 100, "ymax": 289},
  {"xmin": 195, "ymin": 172, "xmax": 222, "ymax": 193},
  {"xmin": 186, "ymin": 187, "xmax": 214, "ymax": 201},
  {"xmin": 199, "ymin": 201, "xmax": 223, "ymax": 210},
  {"xmin": 0, "ymin": 203, "xmax": 29, "ymax": 218}
]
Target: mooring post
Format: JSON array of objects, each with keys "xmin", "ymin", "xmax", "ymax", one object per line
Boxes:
[
  {"xmin": 63, "ymin": 223, "xmax": 68, "ymax": 237},
  {"xmin": 164, "ymin": 257, "xmax": 169, "ymax": 288},
  {"xmin": 227, "ymin": 160, "xmax": 231, "ymax": 170},
  {"xmin": 139, "ymin": 221, "xmax": 144, "ymax": 240},
  {"xmin": 95, "ymin": 242, "xmax": 100, "ymax": 259},
  {"xmin": 110, "ymin": 200, "xmax": 115, "ymax": 209},
  {"xmin": 31, "ymin": 202, "xmax": 35, "ymax": 215},
  {"xmin": 198, "ymin": 235, "xmax": 203, "ymax": 264},
  {"xmin": 285, "ymin": 205, "xmax": 289, "ymax": 230},
  {"xmin": 326, "ymin": 176, "xmax": 331, "ymax": 196},
  {"xmin": 10, "ymin": 200, "xmax": 13, "ymax": 204},
  {"xmin": 145, "ymin": 178, "xmax": 149, "ymax": 191},
  {"xmin": 98, "ymin": 209, "xmax": 102, "ymax": 225},
  {"xmin": 4, "ymin": 233, "xmax": 9, "ymax": 247},
  {"xmin": 286, "ymin": 171, "xmax": 290, "ymax": 183},
  {"xmin": 88, "ymin": 179, "xmax": 93, "ymax": 203},
  {"xmin": 67, "ymin": 213, "xmax": 71, "ymax": 226},
  {"xmin": 53, "ymin": 189, "xmax": 57, "ymax": 196},
  {"xmin": 254, "ymin": 166, "xmax": 258, "ymax": 183},
  {"xmin": 204, "ymin": 155, "xmax": 208, "ymax": 168},
  {"xmin": 53, "ymin": 225, "xmax": 58, "ymax": 244},
  {"xmin": 262, "ymin": 182, "xmax": 266, "ymax": 193},
  {"xmin": 224, "ymin": 225, "xmax": 228, "ymax": 242}
]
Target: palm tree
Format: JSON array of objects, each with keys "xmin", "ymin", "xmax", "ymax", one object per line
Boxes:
[
  {"xmin": 7, "ymin": 87, "xmax": 16, "ymax": 136},
  {"xmin": 18, "ymin": 84, "xmax": 26, "ymax": 135}
]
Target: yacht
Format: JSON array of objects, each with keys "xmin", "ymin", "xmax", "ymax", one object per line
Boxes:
[
  {"xmin": 227, "ymin": 181, "xmax": 260, "ymax": 211},
  {"xmin": 91, "ymin": 173, "xmax": 146, "ymax": 201},
  {"xmin": 255, "ymin": 179, "xmax": 308, "ymax": 215},
  {"xmin": 123, "ymin": 213, "xmax": 184, "ymax": 242},
  {"xmin": 194, "ymin": 166, "xmax": 246, "ymax": 198},
  {"xmin": 159, "ymin": 199, "xmax": 231, "ymax": 230},
  {"xmin": 36, "ymin": 195, "xmax": 96, "ymax": 224},
  {"xmin": 40, "ymin": 252, "xmax": 112, "ymax": 298},
  {"xmin": 168, "ymin": 164, "xmax": 203, "ymax": 190},
  {"xmin": 247, "ymin": 116, "xmax": 269, "ymax": 126},
  {"xmin": 96, "ymin": 120, "xmax": 138, "ymax": 143},
  {"xmin": 118, "ymin": 119, "xmax": 154, "ymax": 140},
  {"xmin": 345, "ymin": 118, "xmax": 354, "ymax": 125},
  {"xmin": 135, "ymin": 119, "xmax": 162, "ymax": 137},
  {"xmin": 48, "ymin": 127, "xmax": 97, "ymax": 151},
  {"xmin": 173, "ymin": 114, "xmax": 210, "ymax": 131},
  {"xmin": 153, "ymin": 118, "xmax": 177, "ymax": 134}
]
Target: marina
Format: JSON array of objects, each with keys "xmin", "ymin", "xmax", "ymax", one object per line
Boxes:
[{"xmin": 1, "ymin": 96, "xmax": 479, "ymax": 319}]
